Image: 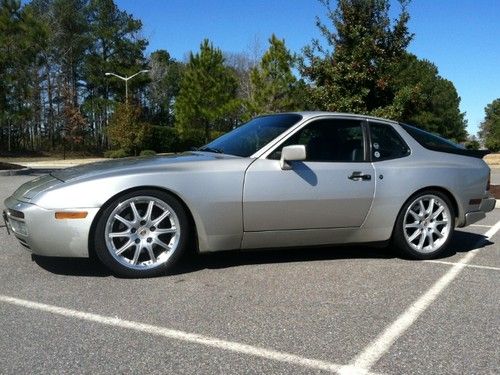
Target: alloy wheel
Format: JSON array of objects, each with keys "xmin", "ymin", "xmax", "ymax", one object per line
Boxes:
[
  {"xmin": 104, "ymin": 196, "xmax": 181, "ymax": 270},
  {"xmin": 403, "ymin": 194, "xmax": 451, "ymax": 253}
]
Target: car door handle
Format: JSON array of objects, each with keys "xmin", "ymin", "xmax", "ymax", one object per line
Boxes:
[{"xmin": 348, "ymin": 171, "xmax": 371, "ymax": 181}]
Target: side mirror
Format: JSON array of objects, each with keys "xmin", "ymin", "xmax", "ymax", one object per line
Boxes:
[{"xmin": 280, "ymin": 145, "xmax": 306, "ymax": 170}]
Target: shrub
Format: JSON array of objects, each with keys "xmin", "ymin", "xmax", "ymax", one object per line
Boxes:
[
  {"xmin": 104, "ymin": 149, "xmax": 130, "ymax": 159},
  {"xmin": 140, "ymin": 149, "xmax": 157, "ymax": 156}
]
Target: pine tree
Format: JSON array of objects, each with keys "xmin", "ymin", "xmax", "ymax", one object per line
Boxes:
[
  {"xmin": 175, "ymin": 39, "xmax": 239, "ymax": 145},
  {"xmin": 0, "ymin": 0, "xmax": 46, "ymax": 151},
  {"xmin": 248, "ymin": 34, "xmax": 303, "ymax": 116},
  {"xmin": 84, "ymin": 0, "xmax": 148, "ymax": 148}
]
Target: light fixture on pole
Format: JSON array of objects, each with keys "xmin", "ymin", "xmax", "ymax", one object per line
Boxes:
[{"xmin": 104, "ymin": 69, "xmax": 149, "ymax": 101}]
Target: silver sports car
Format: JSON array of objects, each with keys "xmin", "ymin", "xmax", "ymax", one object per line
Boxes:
[{"xmin": 3, "ymin": 112, "xmax": 496, "ymax": 277}]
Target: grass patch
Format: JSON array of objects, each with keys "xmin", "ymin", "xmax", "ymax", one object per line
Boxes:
[{"xmin": 485, "ymin": 153, "xmax": 500, "ymax": 167}]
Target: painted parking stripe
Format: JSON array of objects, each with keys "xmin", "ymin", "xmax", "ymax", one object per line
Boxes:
[
  {"xmin": 425, "ymin": 260, "xmax": 500, "ymax": 271},
  {"xmin": 0, "ymin": 295, "xmax": 378, "ymax": 375},
  {"xmin": 339, "ymin": 220, "xmax": 500, "ymax": 374},
  {"xmin": 485, "ymin": 219, "xmax": 500, "ymax": 240}
]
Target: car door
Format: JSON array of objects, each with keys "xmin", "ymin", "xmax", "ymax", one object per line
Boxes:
[{"xmin": 243, "ymin": 117, "xmax": 375, "ymax": 232}]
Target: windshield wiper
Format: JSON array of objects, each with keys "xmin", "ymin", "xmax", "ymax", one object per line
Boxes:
[{"xmin": 197, "ymin": 146, "xmax": 224, "ymax": 154}]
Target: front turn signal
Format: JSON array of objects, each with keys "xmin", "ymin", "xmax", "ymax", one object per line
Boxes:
[{"xmin": 55, "ymin": 211, "xmax": 88, "ymax": 219}]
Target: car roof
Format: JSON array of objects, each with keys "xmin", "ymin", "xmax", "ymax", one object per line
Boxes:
[{"xmin": 278, "ymin": 111, "xmax": 399, "ymax": 125}]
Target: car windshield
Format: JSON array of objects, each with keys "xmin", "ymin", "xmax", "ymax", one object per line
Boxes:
[{"xmin": 198, "ymin": 114, "xmax": 303, "ymax": 157}]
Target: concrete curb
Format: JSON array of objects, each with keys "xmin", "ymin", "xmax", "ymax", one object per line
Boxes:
[
  {"xmin": 0, "ymin": 167, "xmax": 32, "ymax": 176},
  {"xmin": 496, "ymin": 200, "xmax": 500, "ymax": 209}
]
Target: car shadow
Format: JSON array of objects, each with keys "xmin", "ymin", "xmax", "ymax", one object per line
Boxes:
[
  {"xmin": 32, "ymin": 255, "xmax": 111, "ymax": 277},
  {"xmin": 172, "ymin": 230, "xmax": 492, "ymax": 275},
  {"xmin": 432, "ymin": 229, "xmax": 493, "ymax": 259},
  {"xmin": 31, "ymin": 229, "xmax": 492, "ymax": 278}
]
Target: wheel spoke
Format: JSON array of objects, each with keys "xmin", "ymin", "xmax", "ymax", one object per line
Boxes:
[
  {"xmin": 419, "ymin": 200, "xmax": 426, "ymax": 215},
  {"xmin": 434, "ymin": 220, "xmax": 447, "ymax": 226},
  {"xmin": 405, "ymin": 223, "xmax": 420, "ymax": 229},
  {"xmin": 431, "ymin": 206, "xmax": 444, "ymax": 220},
  {"xmin": 409, "ymin": 210, "xmax": 420, "ymax": 221},
  {"xmin": 114, "ymin": 214, "xmax": 132, "ymax": 228},
  {"xmin": 427, "ymin": 231, "xmax": 435, "ymax": 248},
  {"xmin": 417, "ymin": 231, "xmax": 426, "ymax": 249},
  {"xmin": 130, "ymin": 202, "xmax": 140, "ymax": 222},
  {"xmin": 144, "ymin": 200, "xmax": 155, "ymax": 222},
  {"xmin": 433, "ymin": 228, "xmax": 444, "ymax": 238},
  {"xmin": 155, "ymin": 227, "xmax": 176, "ymax": 234},
  {"xmin": 145, "ymin": 243, "xmax": 156, "ymax": 262},
  {"xmin": 116, "ymin": 240, "xmax": 134, "ymax": 255},
  {"xmin": 427, "ymin": 198, "xmax": 435, "ymax": 214},
  {"xmin": 153, "ymin": 210, "xmax": 170, "ymax": 226},
  {"xmin": 131, "ymin": 245, "xmax": 141, "ymax": 265},
  {"xmin": 109, "ymin": 230, "xmax": 130, "ymax": 238},
  {"xmin": 155, "ymin": 237, "xmax": 171, "ymax": 250},
  {"xmin": 408, "ymin": 229, "xmax": 422, "ymax": 242}
]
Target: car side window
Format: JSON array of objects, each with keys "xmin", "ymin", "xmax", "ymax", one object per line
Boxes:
[
  {"xmin": 369, "ymin": 122, "xmax": 410, "ymax": 161},
  {"xmin": 268, "ymin": 119, "xmax": 365, "ymax": 162}
]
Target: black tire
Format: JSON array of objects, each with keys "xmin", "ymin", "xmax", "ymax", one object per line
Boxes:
[
  {"xmin": 94, "ymin": 189, "xmax": 190, "ymax": 277},
  {"xmin": 393, "ymin": 190, "xmax": 455, "ymax": 260}
]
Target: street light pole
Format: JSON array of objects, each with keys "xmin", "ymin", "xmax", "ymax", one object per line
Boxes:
[{"xmin": 104, "ymin": 70, "xmax": 149, "ymax": 102}]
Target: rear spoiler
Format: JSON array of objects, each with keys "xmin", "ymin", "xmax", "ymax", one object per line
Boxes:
[
  {"xmin": 425, "ymin": 146, "xmax": 490, "ymax": 159},
  {"xmin": 462, "ymin": 149, "xmax": 491, "ymax": 159}
]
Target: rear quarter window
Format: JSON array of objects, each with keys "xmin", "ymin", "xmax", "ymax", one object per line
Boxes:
[
  {"xmin": 369, "ymin": 122, "xmax": 410, "ymax": 161},
  {"xmin": 400, "ymin": 124, "xmax": 461, "ymax": 152}
]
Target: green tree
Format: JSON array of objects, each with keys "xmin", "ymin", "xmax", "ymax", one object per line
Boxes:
[
  {"xmin": 84, "ymin": 0, "xmax": 148, "ymax": 148},
  {"xmin": 479, "ymin": 99, "xmax": 500, "ymax": 151},
  {"xmin": 146, "ymin": 50, "xmax": 184, "ymax": 126},
  {"xmin": 465, "ymin": 135, "xmax": 480, "ymax": 151},
  {"xmin": 394, "ymin": 54, "xmax": 467, "ymax": 141},
  {"xmin": 0, "ymin": 0, "xmax": 46, "ymax": 152},
  {"xmin": 248, "ymin": 34, "xmax": 304, "ymax": 116},
  {"xmin": 175, "ymin": 39, "xmax": 239, "ymax": 144},
  {"xmin": 301, "ymin": 0, "xmax": 466, "ymax": 141},
  {"xmin": 107, "ymin": 102, "xmax": 150, "ymax": 155},
  {"xmin": 301, "ymin": 0, "xmax": 413, "ymax": 115}
]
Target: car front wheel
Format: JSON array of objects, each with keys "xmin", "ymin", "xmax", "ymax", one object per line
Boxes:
[
  {"xmin": 393, "ymin": 191, "xmax": 455, "ymax": 259},
  {"xmin": 94, "ymin": 189, "xmax": 189, "ymax": 277}
]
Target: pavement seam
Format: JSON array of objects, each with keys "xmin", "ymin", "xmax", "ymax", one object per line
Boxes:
[{"xmin": 338, "ymin": 219, "xmax": 500, "ymax": 375}]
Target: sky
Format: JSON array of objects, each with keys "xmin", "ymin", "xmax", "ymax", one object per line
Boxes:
[{"xmin": 115, "ymin": 0, "xmax": 500, "ymax": 136}]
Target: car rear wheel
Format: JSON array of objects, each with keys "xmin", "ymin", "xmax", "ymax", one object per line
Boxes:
[
  {"xmin": 94, "ymin": 189, "xmax": 189, "ymax": 277},
  {"xmin": 393, "ymin": 191, "xmax": 455, "ymax": 259}
]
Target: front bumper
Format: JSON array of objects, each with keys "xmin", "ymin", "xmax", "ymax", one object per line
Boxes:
[
  {"xmin": 3, "ymin": 196, "xmax": 99, "ymax": 258},
  {"xmin": 463, "ymin": 195, "xmax": 496, "ymax": 227}
]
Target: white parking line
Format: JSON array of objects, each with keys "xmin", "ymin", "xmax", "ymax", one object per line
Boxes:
[
  {"xmin": 338, "ymin": 220, "xmax": 500, "ymax": 375},
  {"xmin": 469, "ymin": 224, "xmax": 492, "ymax": 228},
  {"xmin": 0, "ymin": 295, "xmax": 377, "ymax": 375},
  {"xmin": 425, "ymin": 260, "xmax": 500, "ymax": 271}
]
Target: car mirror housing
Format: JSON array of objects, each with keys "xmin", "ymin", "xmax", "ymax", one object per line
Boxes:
[{"xmin": 280, "ymin": 145, "xmax": 306, "ymax": 170}]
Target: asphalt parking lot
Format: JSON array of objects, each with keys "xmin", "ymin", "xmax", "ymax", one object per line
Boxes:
[{"xmin": 0, "ymin": 172, "xmax": 499, "ymax": 374}]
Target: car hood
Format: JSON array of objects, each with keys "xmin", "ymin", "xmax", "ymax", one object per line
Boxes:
[{"xmin": 50, "ymin": 152, "xmax": 235, "ymax": 182}]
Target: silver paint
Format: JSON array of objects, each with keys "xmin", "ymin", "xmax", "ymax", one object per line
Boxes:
[{"xmin": 3, "ymin": 112, "xmax": 495, "ymax": 258}]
